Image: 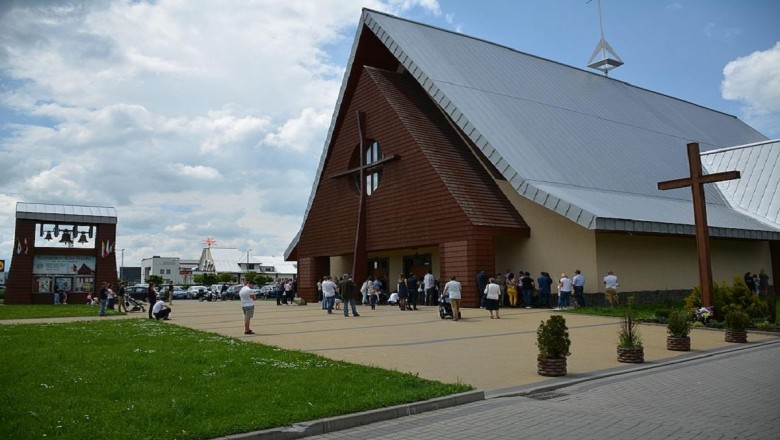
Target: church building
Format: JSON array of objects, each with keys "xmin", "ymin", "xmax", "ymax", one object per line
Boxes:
[{"xmin": 286, "ymin": 9, "xmax": 779, "ymax": 307}]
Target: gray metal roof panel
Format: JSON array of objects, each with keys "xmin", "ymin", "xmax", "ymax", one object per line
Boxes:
[
  {"xmin": 16, "ymin": 202, "xmax": 117, "ymax": 224},
  {"xmin": 365, "ymin": 10, "xmax": 773, "ymax": 236},
  {"xmin": 703, "ymin": 140, "xmax": 780, "ymax": 229}
]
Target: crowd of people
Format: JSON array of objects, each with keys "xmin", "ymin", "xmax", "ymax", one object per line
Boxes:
[
  {"xmin": 474, "ymin": 268, "xmax": 628, "ymax": 314},
  {"xmin": 744, "ymin": 270, "xmax": 770, "ymax": 296}
]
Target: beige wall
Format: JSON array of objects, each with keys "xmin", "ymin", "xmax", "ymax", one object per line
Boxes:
[
  {"xmin": 496, "ymin": 181, "xmax": 773, "ymax": 293},
  {"xmin": 496, "ymin": 181, "xmax": 597, "ymax": 283},
  {"xmin": 596, "ymin": 233, "xmax": 772, "ymax": 292}
]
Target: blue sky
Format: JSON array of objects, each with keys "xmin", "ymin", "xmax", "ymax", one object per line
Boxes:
[{"xmin": 0, "ymin": 0, "xmax": 778, "ymax": 272}]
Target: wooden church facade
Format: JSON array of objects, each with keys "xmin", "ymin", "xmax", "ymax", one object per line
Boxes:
[
  {"xmin": 291, "ymin": 60, "xmax": 529, "ymax": 307},
  {"xmin": 287, "ymin": 10, "xmax": 779, "ymax": 308}
]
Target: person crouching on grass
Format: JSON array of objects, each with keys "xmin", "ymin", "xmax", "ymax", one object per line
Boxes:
[
  {"xmin": 152, "ymin": 298, "xmax": 171, "ymax": 320},
  {"xmin": 239, "ymin": 280, "xmax": 257, "ymax": 334}
]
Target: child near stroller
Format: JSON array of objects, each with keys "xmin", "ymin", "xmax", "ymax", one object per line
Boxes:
[{"xmin": 438, "ymin": 294, "xmax": 461, "ymax": 320}]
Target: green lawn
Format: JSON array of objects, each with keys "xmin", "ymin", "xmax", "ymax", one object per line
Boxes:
[
  {"xmin": 0, "ymin": 303, "xmax": 128, "ymax": 319},
  {"xmin": 563, "ymin": 303, "xmax": 663, "ymax": 319},
  {"xmin": 0, "ymin": 319, "xmax": 472, "ymax": 440}
]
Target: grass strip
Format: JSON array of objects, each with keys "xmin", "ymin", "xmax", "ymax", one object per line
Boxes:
[
  {"xmin": 0, "ymin": 303, "xmax": 128, "ymax": 319},
  {"xmin": 0, "ymin": 319, "xmax": 472, "ymax": 439}
]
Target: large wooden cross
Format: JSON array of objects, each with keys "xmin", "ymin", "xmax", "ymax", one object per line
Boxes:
[
  {"xmin": 328, "ymin": 111, "xmax": 398, "ymax": 284},
  {"xmin": 657, "ymin": 142, "xmax": 740, "ymax": 307}
]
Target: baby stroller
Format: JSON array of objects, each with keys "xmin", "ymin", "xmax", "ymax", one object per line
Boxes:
[
  {"xmin": 126, "ymin": 296, "xmax": 146, "ymax": 313},
  {"xmin": 438, "ymin": 294, "xmax": 460, "ymax": 320}
]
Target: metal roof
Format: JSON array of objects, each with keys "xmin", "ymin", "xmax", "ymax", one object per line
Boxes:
[
  {"xmin": 286, "ymin": 9, "xmax": 780, "ymax": 257},
  {"xmin": 702, "ymin": 140, "xmax": 780, "ymax": 229},
  {"xmin": 201, "ymin": 248, "xmax": 297, "ymax": 274},
  {"xmin": 16, "ymin": 202, "xmax": 117, "ymax": 224}
]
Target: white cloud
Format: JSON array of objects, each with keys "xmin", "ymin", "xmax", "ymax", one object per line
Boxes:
[
  {"xmin": 722, "ymin": 42, "xmax": 780, "ymax": 137},
  {"xmin": 0, "ymin": 0, "xmax": 444, "ymax": 269}
]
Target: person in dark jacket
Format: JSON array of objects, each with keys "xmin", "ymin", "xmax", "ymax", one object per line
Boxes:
[
  {"xmin": 146, "ymin": 283, "xmax": 157, "ymax": 319},
  {"xmin": 397, "ymin": 274, "xmax": 408, "ymax": 311},
  {"xmin": 406, "ymin": 273, "xmax": 418, "ymax": 310},
  {"xmin": 338, "ymin": 274, "xmax": 360, "ymax": 317},
  {"xmin": 476, "ymin": 270, "xmax": 488, "ymax": 308}
]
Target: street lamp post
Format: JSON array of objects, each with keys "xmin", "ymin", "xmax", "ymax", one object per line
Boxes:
[
  {"xmin": 120, "ymin": 248, "xmax": 125, "ymax": 282},
  {"xmin": 244, "ymin": 249, "xmax": 252, "ymax": 283}
]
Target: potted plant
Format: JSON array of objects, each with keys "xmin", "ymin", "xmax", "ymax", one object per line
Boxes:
[
  {"xmin": 666, "ymin": 309, "xmax": 692, "ymax": 351},
  {"xmin": 536, "ymin": 315, "xmax": 571, "ymax": 376},
  {"xmin": 723, "ymin": 305, "xmax": 750, "ymax": 343},
  {"xmin": 617, "ymin": 296, "xmax": 644, "ymax": 363}
]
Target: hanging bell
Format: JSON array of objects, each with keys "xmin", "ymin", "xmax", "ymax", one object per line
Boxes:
[
  {"xmin": 45, "ymin": 231, "xmax": 53, "ymax": 241},
  {"xmin": 59, "ymin": 231, "xmax": 73, "ymax": 244},
  {"xmin": 78, "ymin": 233, "xmax": 89, "ymax": 244}
]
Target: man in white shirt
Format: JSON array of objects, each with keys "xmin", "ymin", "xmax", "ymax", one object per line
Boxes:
[
  {"xmin": 603, "ymin": 271, "xmax": 619, "ymax": 308},
  {"xmin": 152, "ymin": 298, "xmax": 171, "ymax": 320},
  {"xmin": 555, "ymin": 273, "xmax": 573, "ymax": 310},
  {"xmin": 442, "ymin": 275, "xmax": 462, "ymax": 321},
  {"xmin": 321, "ymin": 276, "xmax": 338, "ymax": 314},
  {"xmin": 239, "ymin": 280, "xmax": 257, "ymax": 334},
  {"xmin": 423, "ymin": 270, "xmax": 436, "ymax": 306}
]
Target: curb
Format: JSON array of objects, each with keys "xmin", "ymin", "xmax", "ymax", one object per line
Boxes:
[
  {"xmin": 486, "ymin": 337, "xmax": 780, "ymax": 399},
  {"xmin": 217, "ymin": 339, "xmax": 780, "ymax": 439},
  {"xmin": 215, "ymin": 390, "xmax": 485, "ymax": 440}
]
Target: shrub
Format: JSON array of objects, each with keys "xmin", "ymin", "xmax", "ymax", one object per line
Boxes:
[
  {"xmin": 683, "ymin": 290, "xmax": 701, "ymax": 311},
  {"xmin": 655, "ymin": 308, "xmax": 671, "ymax": 319},
  {"xmin": 723, "ymin": 305, "xmax": 750, "ymax": 332},
  {"xmin": 667, "ymin": 309, "xmax": 692, "ymax": 338},
  {"xmin": 536, "ymin": 315, "xmax": 571, "ymax": 360},
  {"xmin": 618, "ymin": 296, "xmax": 642, "ymax": 348},
  {"xmin": 690, "ymin": 276, "xmax": 767, "ymax": 321}
]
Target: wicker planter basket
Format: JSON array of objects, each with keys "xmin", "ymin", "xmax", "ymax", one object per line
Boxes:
[
  {"xmin": 666, "ymin": 336, "xmax": 691, "ymax": 351},
  {"xmin": 537, "ymin": 357, "xmax": 567, "ymax": 377},
  {"xmin": 725, "ymin": 330, "xmax": 747, "ymax": 343},
  {"xmin": 617, "ymin": 346, "xmax": 644, "ymax": 363}
]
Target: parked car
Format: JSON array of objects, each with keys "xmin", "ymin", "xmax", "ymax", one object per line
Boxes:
[
  {"xmin": 186, "ymin": 285, "xmax": 208, "ymax": 299},
  {"xmin": 222, "ymin": 284, "xmax": 243, "ymax": 300},
  {"xmin": 258, "ymin": 284, "xmax": 278, "ymax": 299},
  {"xmin": 128, "ymin": 285, "xmax": 151, "ymax": 301},
  {"xmin": 170, "ymin": 288, "xmax": 189, "ymax": 300}
]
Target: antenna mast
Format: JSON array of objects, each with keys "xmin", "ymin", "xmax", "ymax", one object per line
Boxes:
[{"xmin": 586, "ymin": 0, "xmax": 623, "ymax": 76}]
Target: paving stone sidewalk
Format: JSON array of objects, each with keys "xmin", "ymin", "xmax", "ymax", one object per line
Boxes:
[{"xmin": 302, "ymin": 341, "xmax": 780, "ymax": 440}]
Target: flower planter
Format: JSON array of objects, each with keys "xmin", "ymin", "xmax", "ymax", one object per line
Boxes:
[
  {"xmin": 666, "ymin": 336, "xmax": 691, "ymax": 351},
  {"xmin": 537, "ymin": 357, "xmax": 567, "ymax": 377},
  {"xmin": 617, "ymin": 346, "xmax": 644, "ymax": 363},
  {"xmin": 725, "ymin": 330, "xmax": 747, "ymax": 343}
]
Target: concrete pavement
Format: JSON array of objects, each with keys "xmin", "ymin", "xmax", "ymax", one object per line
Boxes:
[{"xmin": 158, "ymin": 299, "xmax": 776, "ymax": 392}]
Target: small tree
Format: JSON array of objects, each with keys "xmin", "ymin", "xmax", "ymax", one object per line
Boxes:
[
  {"xmin": 723, "ymin": 305, "xmax": 750, "ymax": 332},
  {"xmin": 536, "ymin": 315, "xmax": 571, "ymax": 360},
  {"xmin": 667, "ymin": 309, "xmax": 692, "ymax": 338},
  {"xmin": 618, "ymin": 296, "xmax": 642, "ymax": 348},
  {"xmin": 217, "ymin": 273, "xmax": 235, "ymax": 284},
  {"xmin": 244, "ymin": 271, "xmax": 259, "ymax": 283},
  {"xmin": 146, "ymin": 275, "xmax": 164, "ymax": 287}
]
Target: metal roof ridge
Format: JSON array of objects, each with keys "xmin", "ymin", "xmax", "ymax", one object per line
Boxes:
[
  {"xmin": 701, "ymin": 138, "xmax": 779, "ymax": 155},
  {"xmin": 361, "ymin": 8, "xmax": 743, "ymax": 120}
]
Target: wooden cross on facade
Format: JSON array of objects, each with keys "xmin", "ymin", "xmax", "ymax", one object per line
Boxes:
[
  {"xmin": 329, "ymin": 111, "xmax": 398, "ymax": 284},
  {"xmin": 657, "ymin": 142, "xmax": 740, "ymax": 307}
]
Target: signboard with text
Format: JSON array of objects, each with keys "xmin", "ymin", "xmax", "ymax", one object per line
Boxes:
[{"xmin": 33, "ymin": 255, "xmax": 96, "ymax": 275}]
